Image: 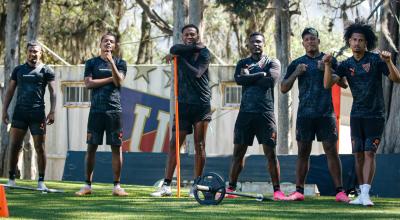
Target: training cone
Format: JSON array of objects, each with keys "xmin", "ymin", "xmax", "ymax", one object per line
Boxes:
[{"xmin": 0, "ymin": 185, "xmax": 9, "ymax": 217}]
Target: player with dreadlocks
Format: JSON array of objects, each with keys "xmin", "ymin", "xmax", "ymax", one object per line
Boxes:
[{"xmin": 323, "ymin": 20, "xmax": 400, "ymax": 206}]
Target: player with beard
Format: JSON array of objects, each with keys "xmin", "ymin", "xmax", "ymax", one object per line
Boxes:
[
  {"xmin": 2, "ymin": 41, "xmax": 56, "ymax": 190},
  {"xmin": 226, "ymin": 32, "xmax": 285, "ymax": 201}
]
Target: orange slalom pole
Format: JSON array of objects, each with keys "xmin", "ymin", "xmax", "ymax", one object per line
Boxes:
[
  {"xmin": 332, "ymin": 84, "xmax": 341, "ymax": 151},
  {"xmin": 173, "ymin": 56, "xmax": 181, "ymax": 197}
]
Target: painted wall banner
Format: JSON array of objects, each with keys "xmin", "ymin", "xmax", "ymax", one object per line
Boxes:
[{"xmin": 121, "ymin": 88, "xmax": 170, "ymax": 153}]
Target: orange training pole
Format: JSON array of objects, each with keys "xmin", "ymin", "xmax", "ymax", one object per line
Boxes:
[
  {"xmin": 332, "ymin": 84, "xmax": 341, "ymax": 151},
  {"xmin": 173, "ymin": 56, "xmax": 181, "ymax": 197}
]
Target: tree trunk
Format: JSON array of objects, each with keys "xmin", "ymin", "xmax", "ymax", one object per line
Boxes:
[
  {"xmin": 27, "ymin": 0, "xmax": 41, "ymax": 41},
  {"xmin": 379, "ymin": 0, "xmax": 400, "ymax": 153},
  {"xmin": 189, "ymin": 0, "xmax": 204, "ymax": 40},
  {"xmin": 21, "ymin": 0, "xmax": 42, "ymax": 180},
  {"xmin": 136, "ymin": 0, "xmax": 152, "ymax": 64},
  {"xmin": 170, "ymin": 0, "xmax": 188, "ymax": 144},
  {"xmin": 112, "ymin": 0, "xmax": 124, "ymax": 58},
  {"xmin": 274, "ymin": 0, "xmax": 291, "ymax": 154},
  {"xmin": 0, "ymin": 0, "xmax": 22, "ymax": 177}
]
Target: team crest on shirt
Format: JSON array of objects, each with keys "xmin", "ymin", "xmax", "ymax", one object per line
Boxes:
[
  {"xmin": 349, "ymin": 68, "xmax": 355, "ymax": 76},
  {"xmin": 362, "ymin": 63, "xmax": 370, "ymax": 73}
]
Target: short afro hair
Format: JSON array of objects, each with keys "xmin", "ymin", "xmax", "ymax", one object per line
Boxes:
[
  {"xmin": 249, "ymin": 32, "xmax": 265, "ymax": 40},
  {"xmin": 344, "ymin": 20, "xmax": 377, "ymax": 51},
  {"xmin": 181, "ymin": 24, "xmax": 199, "ymax": 34}
]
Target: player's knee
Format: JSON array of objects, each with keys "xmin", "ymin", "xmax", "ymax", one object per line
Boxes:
[
  {"xmin": 298, "ymin": 151, "xmax": 310, "ymax": 161},
  {"xmin": 364, "ymin": 151, "xmax": 375, "ymax": 159},
  {"xmin": 111, "ymin": 145, "xmax": 121, "ymax": 153},
  {"xmin": 34, "ymin": 146, "xmax": 45, "ymax": 155},
  {"xmin": 324, "ymin": 147, "xmax": 338, "ymax": 157},
  {"xmin": 194, "ymin": 141, "xmax": 205, "ymax": 152},
  {"xmin": 232, "ymin": 154, "xmax": 245, "ymax": 165}
]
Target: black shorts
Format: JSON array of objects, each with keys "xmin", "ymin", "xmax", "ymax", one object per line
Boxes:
[
  {"xmin": 296, "ymin": 116, "xmax": 338, "ymax": 142},
  {"xmin": 350, "ymin": 117, "xmax": 384, "ymax": 153},
  {"xmin": 11, "ymin": 110, "xmax": 46, "ymax": 135},
  {"xmin": 172, "ymin": 103, "xmax": 212, "ymax": 134},
  {"xmin": 234, "ymin": 112, "xmax": 277, "ymax": 147},
  {"xmin": 87, "ymin": 112, "xmax": 123, "ymax": 146}
]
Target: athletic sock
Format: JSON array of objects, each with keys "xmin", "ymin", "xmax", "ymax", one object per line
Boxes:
[
  {"xmin": 296, "ymin": 186, "xmax": 304, "ymax": 194},
  {"xmin": 85, "ymin": 180, "xmax": 92, "ymax": 186},
  {"xmin": 113, "ymin": 181, "xmax": 120, "ymax": 186},
  {"xmin": 335, "ymin": 186, "xmax": 344, "ymax": 193},
  {"xmin": 38, "ymin": 173, "xmax": 45, "ymax": 182},
  {"xmin": 363, "ymin": 184, "xmax": 371, "ymax": 195},
  {"xmin": 163, "ymin": 179, "xmax": 172, "ymax": 186},
  {"xmin": 273, "ymin": 185, "xmax": 281, "ymax": 192},
  {"xmin": 9, "ymin": 170, "xmax": 16, "ymax": 180}
]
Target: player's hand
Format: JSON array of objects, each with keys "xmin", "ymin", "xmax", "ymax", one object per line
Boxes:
[
  {"xmin": 240, "ymin": 68, "xmax": 250, "ymax": 75},
  {"xmin": 163, "ymin": 54, "xmax": 174, "ymax": 64},
  {"xmin": 322, "ymin": 54, "xmax": 333, "ymax": 64},
  {"xmin": 195, "ymin": 42, "xmax": 205, "ymax": 50},
  {"xmin": 380, "ymin": 50, "xmax": 392, "ymax": 63},
  {"xmin": 46, "ymin": 111, "xmax": 55, "ymax": 125},
  {"xmin": 2, "ymin": 112, "xmax": 9, "ymax": 124},
  {"xmin": 295, "ymin": 63, "xmax": 307, "ymax": 76},
  {"xmin": 105, "ymin": 52, "xmax": 114, "ymax": 63}
]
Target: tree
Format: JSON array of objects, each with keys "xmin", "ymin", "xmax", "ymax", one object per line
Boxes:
[
  {"xmin": 170, "ymin": 0, "xmax": 188, "ymax": 136},
  {"xmin": 136, "ymin": 0, "xmax": 153, "ymax": 64},
  {"xmin": 189, "ymin": 0, "xmax": 205, "ymax": 39},
  {"xmin": 274, "ymin": 0, "xmax": 294, "ymax": 154},
  {"xmin": 215, "ymin": 0, "xmax": 275, "ymax": 57},
  {"xmin": 1, "ymin": 0, "xmax": 23, "ymax": 177},
  {"xmin": 379, "ymin": 0, "xmax": 400, "ymax": 153},
  {"xmin": 21, "ymin": 0, "xmax": 42, "ymax": 180}
]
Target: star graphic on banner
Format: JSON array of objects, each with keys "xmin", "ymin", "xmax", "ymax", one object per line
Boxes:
[
  {"xmin": 133, "ymin": 66, "xmax": 156, "ymax": 84},
  {"xmin": 209, "ymin": 80, "xmax": 219, "ymax": 89},
  {"xmin": 162, "ymin": 68, "xmax": 172, "ymax": 88}
]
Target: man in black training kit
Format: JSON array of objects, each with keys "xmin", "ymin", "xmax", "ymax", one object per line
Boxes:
[
  {"xmin": 151, "ymin": 24, "xmax": 211, "ymax": 197},
  {"xmin": 324, "ymin": 20, "xmax": 400, "ymax": 206},
  {"xmin": 75, "ymin": 32, "xmax": 128, "ymax": 196},
  {"xmin": 281, "ymin": 28, "xmax": 349, "ymax": 202},
  {"xmin": 2, "ymin": 41, "xmax": 56, "ymax": 190},
  {"xmin": 226, "ymin": 32, "xmax": 285, "ymax": 201}
]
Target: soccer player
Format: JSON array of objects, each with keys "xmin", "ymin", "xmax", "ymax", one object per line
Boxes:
[
  {"xmin": 150, "ymin": 24, "xmax": 212, "ymax": 197},
  {"xmin": 75, "ymin": 32, "xmax": 128, "ymax": 196},
  {"xmin": 226, "ymin": 32, "xmax": 285, "ymax": 201},
  {"xmin": 323, "ymin": 20, "xmax": 400, "ymax": 206},
  {"xmin": 2, "ymin": 41, "xmax": 56, "ymax": 190},
  {"xmin": 281, "ymin": 27, "xmax": 349, "ymax": 202}
]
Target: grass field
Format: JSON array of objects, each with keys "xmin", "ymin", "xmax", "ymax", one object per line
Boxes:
[{"xmin": 1, "ymin": 179, "xmax": 400, "ymax": 220}]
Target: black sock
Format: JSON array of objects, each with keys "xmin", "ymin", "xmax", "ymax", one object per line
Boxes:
[
  {"xmin": 38, "ymin": 173, "xmax": 45, "ymax": 182},
  {"xmin": 113, "ymin": 181, "xmax": 120, "ymax": 186},
  {"xmin": 336, "ymin": 186, "xmax": 344, "ymax": 193},
  {"xmin": 273, "ymin": 185, "xmax": 281, "ymax": 192},
  {"xmin": 228, "ymin": 182, "xmax": 237, "ymax": 190},
  {"xmin": 85, "ymin": 180, "xmax": 92, "ymax": 186},
  {"xmin": 9, "ymin": 170, "xmax": 16, "ymax": 180},
  {"xmin": 296, "ymin": 186, "xmax": 304, "ymax": 194},
  {"xmin": 163, "ymin": 179, "xmax": 172, "ymax": 186}
]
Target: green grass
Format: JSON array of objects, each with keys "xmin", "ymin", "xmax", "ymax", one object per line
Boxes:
[{"xmin": 1, "ymin": 179, "xmax": 400, "ymax": 219}]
